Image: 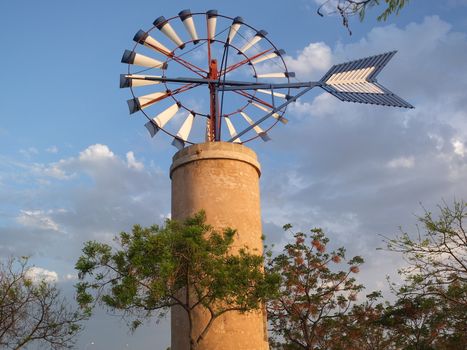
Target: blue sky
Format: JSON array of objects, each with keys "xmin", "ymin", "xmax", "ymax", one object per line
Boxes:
[{"xmin": 1, "ymin": 0, "xmax": 467, "ymax": 349}]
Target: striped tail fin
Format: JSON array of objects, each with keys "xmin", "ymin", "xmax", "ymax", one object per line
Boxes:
[{"xmin": 320, "ymin": 51, "xmax": 414, "ymax": 108}]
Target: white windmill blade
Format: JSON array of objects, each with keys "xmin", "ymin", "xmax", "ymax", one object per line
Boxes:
[
  {"xmin": 153, "ymin": 16, "xmax": 185, "ymax": 49},
  {"xmin": 206, "ymin": 10, "xmax": 218, "ymax": 40},
  {"xmin": 239, "ymin": 30, "xmax": 268, "ymax": 54},
  {"xmin": 178, "ymin": 10, "xmax": 200, "ymax": 44},
  {"xmin": 120, "ymin": 74, "xmax": 162, "ymax": 88},
  {"xmin": 250, "ymin": 49, "xmax": 285, "ymax": 65},
  {"xmin": 225, "ymin": 117, "xmax": 241, "ymax": 143},
  {"xmin": 254, "ymin": 71, "xmax": 295, "ymax": 79},
  {"xmin": 250, "ymin": 102, "xmax": 288, "ymax": 124},
  {"xmin": 144, "ymin": 102, "xmax": 180, "ymax": 137},
  {"xmin": 172, "ymin": 112, "xmax": 195, "ymax": 150},
  {"xmin": 121, "ymin": 50, "xmax": 166, "ymax": 69},
  {"xmin": 127, "ymin": 91, "xmax": 169, "ymax": 114},
  {"xmin": 320, "ymin": 51, "xmax": 414, "ymax": 108},
  {"xmin": 227, "ymin": 16, "xmax": 243, "ymax": 44},
  {"xmin": 256, "ymin": 89, "xmax": 288, "ymax": 99},
  {"xmin": 240, "ymin": 112, "xmax": 270, "ymax": 142},
  {"xmin": 133, "ymin": 30, "xmax": 171, "ymax": 55}
]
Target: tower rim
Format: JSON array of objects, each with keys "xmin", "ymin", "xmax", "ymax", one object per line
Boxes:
[{"xmin": 170, "ymin": 141, "xmax": 261, "ymax": 179}]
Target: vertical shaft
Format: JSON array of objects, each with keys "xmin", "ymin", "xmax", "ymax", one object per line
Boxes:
[{"xmin": 208, "ymin": 59, "xmax": 219, "ymax": 142}]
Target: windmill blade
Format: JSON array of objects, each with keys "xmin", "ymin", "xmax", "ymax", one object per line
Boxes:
[
  {"xmin": 121, "ymin": 50, "xmax": 167, "ymax": 69},
  {"xmin": 227, "ymin": 17, "xmax": 243, "ymax": 44},
  {"xmin": 179, "ymin": 10, "xmax": 200, "ymax": 44},
  {"xmin": 256, "ymin": 89, "xmax": 288, "ymax": 99},
  {"xmin": 144, "ymin": 102, "xmax": 180, "ymax": 137},
  {"xmin": 240, "ymin": 112, "xmax": 270, "ymax": 142},
  {"xmin": 206, "ymin": 10, "xmax": 218, "ymax": 40},
  {"xmin": 120, "ymin": 74, "xmax": 162, "ymax": 88},
  {"xmin": 133, "ymin": 30, "xmax": 171, "ymax": 55},
  {"xmin": 250, "ymin": 102, "xmax": 288, "ymax": 124},
  {"xmin": 250, "ymin": 49, "xmax": 285, "ymax": 65},
  {"xmin": 172, "ymin": 112, "xmax": 195, "ymax": 150},
  {"xmin": 320, "ymin": 51, "xmax": 414, "ymax": 108},
  {"xmin": 239, "ymin": 30, "xmax": 268, "ymax": 54},
  {"xmin": 127, "ymin": 91, "xmax": 170, "ymax": 114},
  {"xmin": 225, "ymin": 117, "xmax": 241, "ymax": 143},
  {"xmin": 153, "ymin": 16, "xmax": 185, "ymax": 49},
  {"xmin": 254, "ymin": 71, "xmax": 295, "ymax": 79}
]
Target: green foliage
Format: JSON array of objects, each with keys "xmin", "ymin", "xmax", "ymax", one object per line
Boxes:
[
  {"xmin": 75, "ymin": 211, "xmax": 278, "ymax": 349},
  {"xmin": 351, "ymin": 0, "xmax": 410, "ymax": 21}
]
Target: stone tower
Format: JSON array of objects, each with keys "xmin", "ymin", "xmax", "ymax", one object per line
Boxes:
[{"xmin": 170, "ymin": 142, "xmax": 269, "ymax": 350}]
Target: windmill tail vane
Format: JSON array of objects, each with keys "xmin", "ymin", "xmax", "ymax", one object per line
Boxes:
[
  {"xmin": 120, "ymin": 10, "xmax": 414, "ymax": 148},
  {"xmin": 319, "ymin": 51, "xmax": 414, "ymax": 108}
]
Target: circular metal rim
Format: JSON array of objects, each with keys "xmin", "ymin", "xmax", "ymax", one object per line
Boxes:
[{"xmin": 126, "ymin": 11, "xmax": 292, "ymax": 145}]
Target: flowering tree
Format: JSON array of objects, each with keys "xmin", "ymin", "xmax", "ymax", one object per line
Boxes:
[
  {"xmin": 325, "ymin": 291, "xmax": 393, "ymax": 350},
  {"xmin": 266, "ymin": 225, "xmax": 364, "ymax": 350}
]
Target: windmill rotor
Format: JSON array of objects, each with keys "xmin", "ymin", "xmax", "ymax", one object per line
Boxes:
[{"xmin": 120, "ymin": 9, "xmax": 413, "ymax": 149}]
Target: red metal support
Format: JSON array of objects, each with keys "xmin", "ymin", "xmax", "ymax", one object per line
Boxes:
[{"xmin": 208, "ymin": 59, "xmax": 219, "ymax": 142}]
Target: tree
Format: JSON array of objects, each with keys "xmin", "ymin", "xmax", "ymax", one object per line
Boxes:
[
  {"xmin": 328, "ymin": 291, "xmax": 395, "ymax": 350},
  {"xmin": 266, "ymin": 225, "xmax": 364, "ymax": 350},
  {"xmin": 382, "ymin": 200, "xmax": 467, "ymax": 349},
  {"xmin": 0, "ymin": 257, "xmax": 86, "ymax": 350},
  {"xmin": 317, "ymin": 0, "xmax": 410, "ymax": 33},
  {"xmin": 384, "ymin": 200, "xmax": 467, "ymax": 307},
  {"xmin": 380, "ymin": 294, "xmax": 453, "ymax": 350},
  {"xmin": 338, "ymin": 292, "xmax": 466, "ymax": 350},
  {"xmin": 75, "ymin": 211, "xmax": 278, "ymax": 350}
]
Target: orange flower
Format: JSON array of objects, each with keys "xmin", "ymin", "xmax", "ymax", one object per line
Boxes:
[
  {"xmin": 295, "ymin": 257, "xmax": 304, "ymax": 265},
  {"xmin": 350, "ymin": 266, "xmax": 359, "ymax": 273},
  {"xmin": 331, "ymin": 255, "xmax": 341, "ymax": 263}
]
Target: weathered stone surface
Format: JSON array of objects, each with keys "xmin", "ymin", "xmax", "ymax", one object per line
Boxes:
[{"xmin": 171, "ymin": 142, "xmax": 269, "ymax": 350}]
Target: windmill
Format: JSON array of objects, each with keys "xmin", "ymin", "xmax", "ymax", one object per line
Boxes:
[{"xmin": 120, "ymin": 9, "xmax": 413, "ymax": 350}]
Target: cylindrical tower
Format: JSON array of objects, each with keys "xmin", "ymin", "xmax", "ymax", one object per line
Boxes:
[{"xmin": 170, "ymin": 142, "xmax": 269, "ymax": 350}]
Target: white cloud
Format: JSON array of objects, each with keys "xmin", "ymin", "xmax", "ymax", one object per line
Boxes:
[
  {"xmin": 19, "ymin": 147, "xmax": 39, "ymax": 158},
  {"xmin": 63, "ymin": 273, "xmax": 78, "ymax": 281},
  {"xmin": 46, "ymin": 146, "xmax": 59, "ymax": 153},
  {"xmin": 79, "ymin": 144, "xmax": 115, "ymax": 161},
  {"xmin": 452, "ymin": 139, "xmax": 465, "ymax": 157},
  {"xmin": 386, "ymin": 156, "xmax": 415, "ymax": 169},
  {"xmin": 31, "ymin": 161, "xmax": 72, "ymax": 180},
  {"xmin": 25, "ymin": 266, "xmax": 58, "ymax": 283},
  {"xmin": 126, "ymin": 151, "xmax": 144, "ymax": 171},
  {"xmin": 16, "ymin": 210, "xmax": 61, "ymax": 232},
  {"xmin": 285, "ymin": 42, "xmax": 333, "ymax": 79}
]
